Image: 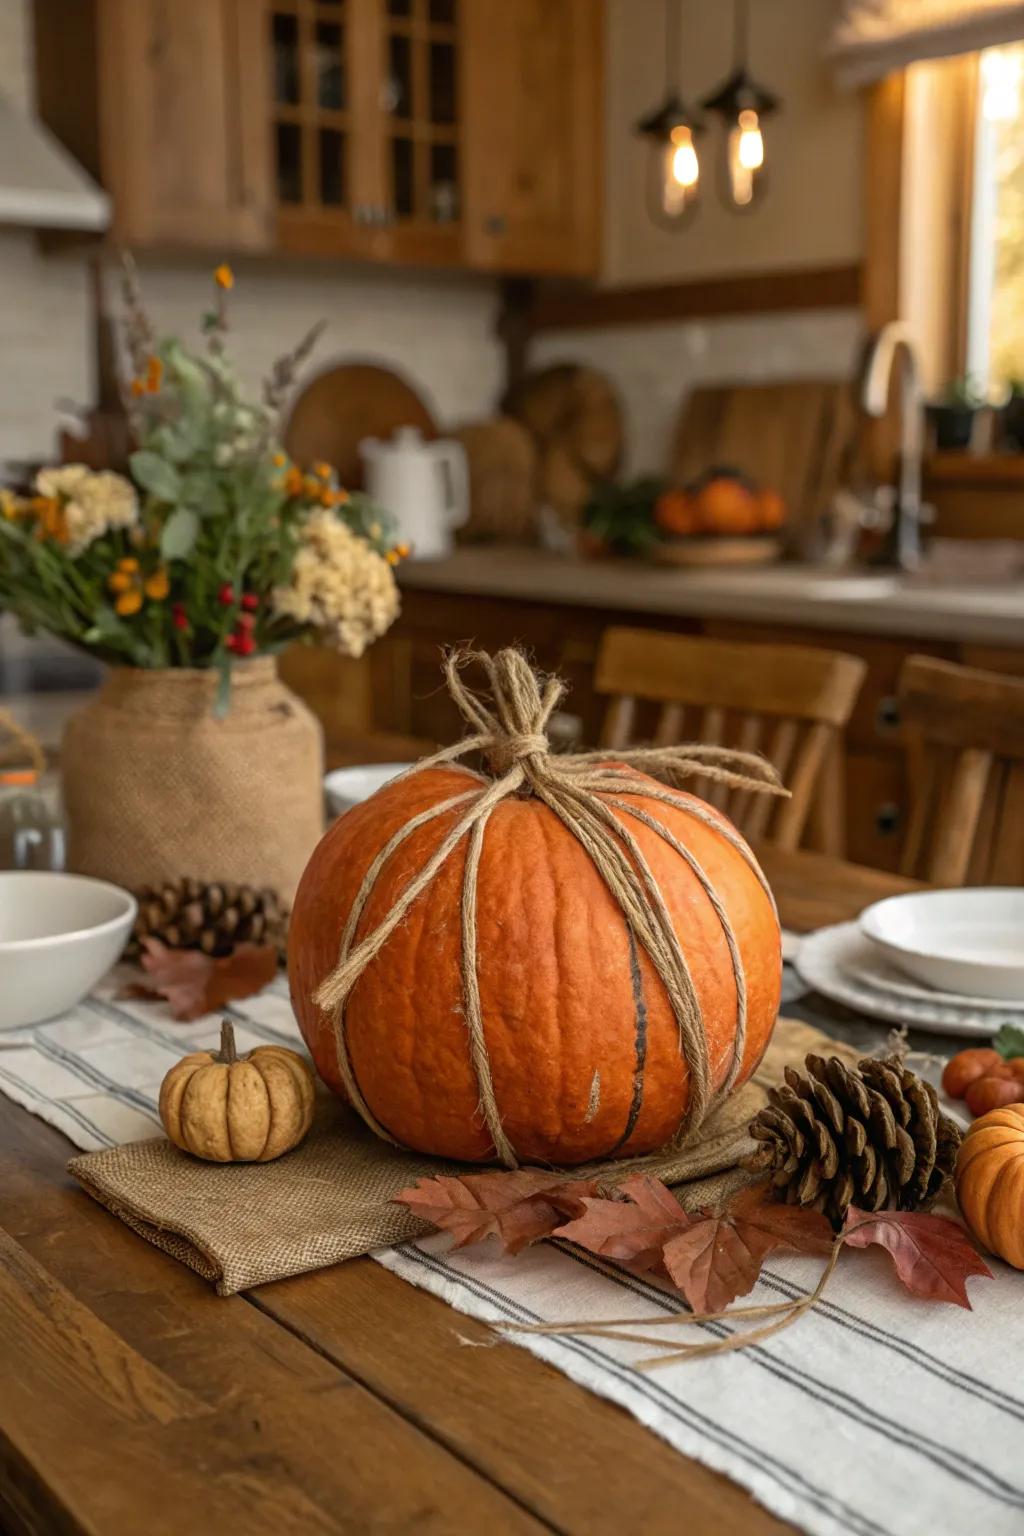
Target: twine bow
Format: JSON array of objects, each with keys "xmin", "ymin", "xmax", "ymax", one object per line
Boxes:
[{"xmin": 315, "ymin": 648, "xmax": 787, "ymax": 1167}]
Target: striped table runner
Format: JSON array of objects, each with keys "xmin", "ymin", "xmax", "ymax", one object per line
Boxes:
[{"xmin": 2, "ymin": 972, "xmax": 1022, "ymax": 1536}]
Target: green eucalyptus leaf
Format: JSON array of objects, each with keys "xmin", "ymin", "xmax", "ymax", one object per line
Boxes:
[
  {"xmin": 160, "ymin": 506, "xmax": 200, "ymax": 561},
  {"xmin": 130, "ymin": 450, "xmax": 182, "ymax": 504},
  {"xmin": 994, "ymin": 1023, "xmax": 1024, "ymax": 1060}
]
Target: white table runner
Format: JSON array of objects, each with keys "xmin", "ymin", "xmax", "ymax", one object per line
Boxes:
[{"xmin": 2, "ymin": 976, "xmax": 1022, "ymax": 1536}]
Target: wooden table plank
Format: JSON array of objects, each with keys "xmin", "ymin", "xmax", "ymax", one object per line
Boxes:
[
  {"xmin": 0, "ymin": 849, "xmax": 912, "ymax": 1536},
  {"xmin": 0, "ymin": 1112, "xmax": 549, "ymax": 1535}
]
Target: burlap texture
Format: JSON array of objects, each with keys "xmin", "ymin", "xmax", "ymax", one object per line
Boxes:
[
  {"xmin": 68, "ymin": 1017, "xmax": 857, "ymax": 1295},
  {"xmin": 62, "ymin": 657, "xmax": 324, "ymax": 904}
]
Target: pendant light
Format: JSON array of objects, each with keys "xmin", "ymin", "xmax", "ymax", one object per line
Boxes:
[
  {"xmin": 635, "ymin": 0, "xmax": 704, "ymax": 229},
  {"xmin": 701, "ymin": 0, "xmax": 779, "ymax": 212}
]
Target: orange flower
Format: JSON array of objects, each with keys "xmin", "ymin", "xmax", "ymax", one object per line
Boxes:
[
  {"xmin": 117, "ymin": 556, "xmax": 139, "ymax": 573},
  {"xmin": 214, "ymin": 264, "xmax": 234, "ymax": 291},
  {"xmin": 107, "ymin": 570, "xmax": 135, "ymax": 594},
  {"xmin": 323, "ymin": 487, "xmax": 349, "ymax": 507},
  {"xmin": 284, "ymin": 465, "xmax": 305, "ymax": 498},
  {"xmin": 32, "ymin": 497, "xmax": 68, "ymax": 544},
  {"xmin": 385, "ymin": 549, "xmax": 399, "ymax": 566},
  {"xmin": 313, "ymin": 461, "xmax": 332, "ymax": 480},
  {"xmin": 394, "ymin": 542, "xmax": 409, "ymax": 559},
  {"xmin": 272, "ymin": 452, "xmax": 287, "ymax": 468},
  {"xmin": 130, "ymin": 377, "xmax": 146, "ymax": 398},
  {"xmin": 144, "ymin": 567, "xmax": 170, "ymax": 601},
  {"xmin": 303, "ymin": 475, "xmax": 322, "ymax": 499},
  {"xmin": 144, "ymin": 355, "xmax": 164, "ymax": 394},
  {"xmin": 115, "ymin": 589, "xmax": 144, "ymax": 617}
]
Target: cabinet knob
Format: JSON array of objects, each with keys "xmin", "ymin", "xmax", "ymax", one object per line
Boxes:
[
  {"xmin": 484, "ymin": 214, "xmax": 507, "ymax": 236},
  {"xmin": 875, "ymin": 803, "xmax": 902, "ymax": 836},
  {"xmin": 876, "ymin": 696, "xmax": 901, "ymax": 733}
]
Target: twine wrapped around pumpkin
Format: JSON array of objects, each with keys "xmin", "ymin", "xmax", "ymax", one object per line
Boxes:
[{"xmin": 314, "ymin": 648, "xmax": 787, "ymax": 1168}]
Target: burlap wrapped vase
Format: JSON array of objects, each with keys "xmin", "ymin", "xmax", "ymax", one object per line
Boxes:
[{"xmin": 63, "ymin": 657, "xmax": 324, "ymax": 903}]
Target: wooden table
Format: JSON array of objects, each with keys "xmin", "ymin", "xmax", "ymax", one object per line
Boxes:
[{"xmin": 0, "ymin": 850, "xmax": 917, "ymax": 1536}]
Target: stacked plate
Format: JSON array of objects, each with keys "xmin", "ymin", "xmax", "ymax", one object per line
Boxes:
[{"xmin": 795, "ymin": 888, "xmax": 1024, "ymax": 1036}]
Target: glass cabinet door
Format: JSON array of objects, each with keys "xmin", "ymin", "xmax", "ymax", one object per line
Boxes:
[
  {"xmin": 269, "ymin": 0, "xmax": 382, "ymax": 247},
  {"xmin": 380, "ymin": 0, "xmax": 462, "ymax": 256}
]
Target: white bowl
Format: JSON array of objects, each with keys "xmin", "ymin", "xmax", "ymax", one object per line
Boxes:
[
  {"xmin": 324, "ymin": 762, "xmax": 409, "ymax": 817},
  {"xmin": 860, "ymin": 888, "xmax": 1024, "ymax": 1003},
  {"xmin": 0, "ymin": 871, "xmax": 136, "ymax": 1028}
]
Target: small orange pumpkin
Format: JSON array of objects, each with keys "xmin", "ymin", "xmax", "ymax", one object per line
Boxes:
[
  {"xmin": 655, "ymin": 489, "xmax": 700, "ymax": 537},
  {"xmin": 695, "ymin": 475, "xmax": 759, "ymax": 535},
  {"xmin": 289, "ymin": 649, "xmax": 782, "ymax": 1167},
  {"xmin": 754, "ymin": 488, "xmax": 786, "ymax": 532},
  {"xmin": 955, "ymin": 1102, "xmax": 1024, "ymax": 1268}
]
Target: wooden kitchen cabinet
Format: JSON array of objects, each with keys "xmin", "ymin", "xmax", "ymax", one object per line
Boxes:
[
  {"xmin": 462, "ymin": 0, "xmax": 603, "ymax": 275},
  {"xmin": 270, "ymin": 0, "xmax": 602, "ymax": 273},
  {"xmin": 36, "ymin": 0, "xmax": 602, "ymax": 275},
  {"xmin": 35, "ymin": 0, "xmax": 274, "ymax": 252}
]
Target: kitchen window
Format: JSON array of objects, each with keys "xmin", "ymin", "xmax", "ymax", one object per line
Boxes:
[{"xmin": 966, "ymin": 43, "xmax": 1024, "ymax": 389}]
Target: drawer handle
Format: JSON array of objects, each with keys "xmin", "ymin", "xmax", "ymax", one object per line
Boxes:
[
  {"xmin": 876, "ymin": 696, "xmax": 901, "ymax": 733},
  {"xmin": 875, "ymin": 802, "xmax": 902, "ymax": 836}
]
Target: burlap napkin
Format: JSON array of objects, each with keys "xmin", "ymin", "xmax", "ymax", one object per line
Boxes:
[{"xmin": 68, "ymin": 1017, "xmax": 855, "ymax": 1295}]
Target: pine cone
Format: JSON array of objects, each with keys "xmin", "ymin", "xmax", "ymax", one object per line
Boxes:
[
  {"xmin": 744, "ymin": 1053, "xmax": 962, "ymax": 1227},
  {"xmin": 129, "ymin": 878, "xmax": 288, "ymax": 960}
]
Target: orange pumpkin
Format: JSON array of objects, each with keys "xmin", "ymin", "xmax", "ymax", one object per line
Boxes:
[
  {"xmin": 755, "ymin": 488, "xmax": 786, "ymax": 532},
  {"xmin": 955, "ymin": 1102, "xmax": 1024, "ymax": 1268},
  {"xmin": 289, "ymin": 682, "xmax": 782, "ymax": 1167},
  {"xmin": 695, "ymin": 475, "xmax": 759, "ymax": 535},
  {"xmin": 655, "ymin": 489, "xmax": 701, "ymax": 537}
]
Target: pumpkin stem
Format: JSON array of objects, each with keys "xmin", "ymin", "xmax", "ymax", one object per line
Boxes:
[{"xmin": 219, "ymin": 1018, "xmax": 237, "ymax": 1063}]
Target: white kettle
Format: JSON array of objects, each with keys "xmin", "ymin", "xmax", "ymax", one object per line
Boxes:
[{"xmin": 359, "ymin": 426, "xmax": 469, "ymax": 559}]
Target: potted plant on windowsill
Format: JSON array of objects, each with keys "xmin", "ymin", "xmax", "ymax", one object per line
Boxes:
[
  {"xmin": 927, "ymin": 374, "xmax": 986, "ymax": 451},
  {"xmin": 0, "ymin": 262, "xmax": 406, "ymax": 905}
]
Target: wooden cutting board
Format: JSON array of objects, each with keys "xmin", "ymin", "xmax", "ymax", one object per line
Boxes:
[
  {"xmin": 285, "ymin": 363, "xmax": 437, "ymax": 487},
  {"xmin": 671, "ymin": 380, "xmax": 857, "ymax": 546}
]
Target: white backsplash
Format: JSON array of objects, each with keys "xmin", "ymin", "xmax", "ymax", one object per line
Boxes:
[{"xmin": 531, "ymin": 308, "xmax": 866, "ymax": 477}]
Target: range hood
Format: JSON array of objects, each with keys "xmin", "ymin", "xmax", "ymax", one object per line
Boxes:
[{"xmin": 0, "ymin": 95, "xmax": 109, "ymax": 231}]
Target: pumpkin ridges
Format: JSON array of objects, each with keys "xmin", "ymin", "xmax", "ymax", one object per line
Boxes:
[
  {"xmin": 225, "ymin": 1061, "xmax": 271, "ymax": 1160},
  {"xmin": 955, "ymin": 1103, "xmax": 1024, "ymax": 1268},
  {"xmin": 290, "ymin": 763, "xmax": 780, "ymax": 1165},
  {"xmin": 180, "ymin": 1064, "xmax": 231, "ymax": 1161},
  {"xmin": 987, "ymin": 1156, "xmax": 1024, "ymax": 1262}
]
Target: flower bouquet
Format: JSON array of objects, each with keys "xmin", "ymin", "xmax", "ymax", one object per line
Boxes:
[{"xmin": 0, "ymin": 263, "xmax": 405, "ymax": 901}]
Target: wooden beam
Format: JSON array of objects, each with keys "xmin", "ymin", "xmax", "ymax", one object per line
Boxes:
[{"xmin": 525, "ymin": 264, "xmax": 863, "ymax": 333}]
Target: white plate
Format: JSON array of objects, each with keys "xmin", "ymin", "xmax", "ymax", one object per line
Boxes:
[
  {"xmin": 324, "ymin": 762, "xmax": 408, "ymax": 817},
  {"xmin": 795, "ymin": 922, "xmax": 1024, "ymax": 1035},
  {"xmin": 842, "ymin": 955, "xmax": 1024, "ymax": 1012},
  {"xmin": 860, "ymin": 888, "xmax": 1024, "ymax": 1002}
]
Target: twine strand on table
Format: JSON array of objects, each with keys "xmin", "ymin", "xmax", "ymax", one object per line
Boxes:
[{"xmin": 315, "ymin": 648, "xmax": 787, "ymax": 1166}]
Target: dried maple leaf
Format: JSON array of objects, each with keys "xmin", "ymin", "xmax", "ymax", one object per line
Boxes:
[
  {"xmin": 841, "ymin": 1206, "xmax": 993, "ymax": 1309},
  {"xmin": 393, "ymin": 1171, "xmax": 599, "ymax": 1254},
  {"xmin": 551, "ymin": 1174, "xmax": 693, "ymax": 1272},
  {"xmin": 661, "ymin": 1183, "xmax": 834, "ymax": 1314},
  {"xmin": 118, "ymin": 937, "xmax": 278, "ymax": 1021}
]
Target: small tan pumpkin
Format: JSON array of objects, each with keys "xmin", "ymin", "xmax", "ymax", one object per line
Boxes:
[
  {"xmin": 955, "ymin": 1101, "xmax": 1024, "ymax": 1269},
  {"xmin": 159, "ymin": 1019, "xmax": 315, "ymax": 1162}
]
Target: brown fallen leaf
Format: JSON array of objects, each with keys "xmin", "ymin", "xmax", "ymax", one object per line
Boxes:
[
  {"xmin": 551, "ymin": 1174, "xmax": 693, "ymax": 1273},
  {"xmin": 393, "ymin": 1171, "xmax": 600, "ymax": 1254},
  {"xmin": 118, "ymin": 937, "xmax": 278, "ymax": 1021},
  {"xmin": 841, "ymin": 1206, "xmax": 993, "ymax": 1309},
  {"xmin": 660, "ymin": 1183, "xmax": 834, "ymax": 1313}
]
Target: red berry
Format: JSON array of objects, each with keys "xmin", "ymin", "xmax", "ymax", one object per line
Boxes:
[
  {"xmin": 217, "ymin": 582, "xmax": 235, "ymax": 606},
  {"xmin": 171, "ymin": 602, "xmax": 188, "ymax": 632},
  {"xmin": 238, "ymin": 612, "xmax": 256, "ymax": 631},
  {"xmin": 236, "ymin": 632, "xmax": 256, "ymax": 657},
  {"xmin": 225, "ymin": 633, "xmax": 239, "ymax": 653},
  {"xmin": 240, "ymin": 592, "xmax": 259, "ymax": 612}
]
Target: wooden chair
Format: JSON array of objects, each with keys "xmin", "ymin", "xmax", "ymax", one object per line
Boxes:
[
  {"xmin": 898, "ymin": 655, "xmax": 1024, "ymax": 885},
  {"xmin": 594, "ymin": 627, "xmax": 866, "ymax": 853}
]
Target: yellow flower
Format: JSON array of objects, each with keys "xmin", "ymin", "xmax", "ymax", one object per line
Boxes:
[
  {"xmin": 385, "ymin": 549, "xmax": 399, "ymax": 565},
  {"xmin": 108, "ymin": 571, "xmax": 134, "ymax": 594},
  {"xmin": 314, "ymin": 461, "xmax": 332, "ymax": 480},
  {"xmin": 144, "ymin": 568, "xmax": 170, "ymax": 601},
  {"xmin": 117, "ymin": 556, "xmax": 139, "ymax": 573},
  {"xmin": 395, "ymin": 542, "xmax": 409, "ymax": 559},
  {"xmin": 272, "ymin": 452, "xmax": 287, "ymax": 468},
  {"xmin": 0, "ymin": 489, "xmax": 22, "ymax": 521},
  {"xmin": 115, "ymin": 589, "xmax": 144, "ymax": 617},
  {"xmin": 214, "ymin": 264, "xmax": 234, "ymax": 290}
]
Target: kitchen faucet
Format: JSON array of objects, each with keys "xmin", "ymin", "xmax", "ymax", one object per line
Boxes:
[{"xmin": 859, "ymin": 322, "xmax": 925, "ymax": 570}]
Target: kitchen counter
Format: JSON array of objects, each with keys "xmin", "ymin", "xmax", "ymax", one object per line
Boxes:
[{"xmin": 399, "ymin": 547, "xmax": 1024, "ymax": 648}]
